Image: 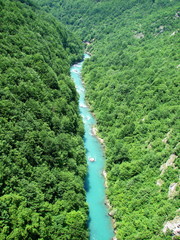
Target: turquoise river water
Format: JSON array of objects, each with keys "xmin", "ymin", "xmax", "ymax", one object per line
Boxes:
[{"xmin": 70, "ymin": 54, "xmax": 114, "ymax": 240}]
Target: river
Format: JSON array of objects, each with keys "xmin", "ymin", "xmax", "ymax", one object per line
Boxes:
[{"xmin": 70, "ymin": 54, "xmax": 114, "ymax": 240}]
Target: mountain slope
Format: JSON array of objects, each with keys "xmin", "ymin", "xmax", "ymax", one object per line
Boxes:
[
  {"xmin": 0, "ymin": 0, "xmax": 88, "ymax": 239},
  {"xmin": 82, "ymin": 3, "xmax": 180, "ymax": 240},
  {"xmin": 35, "ymin": 0, "xmax": 180, "ymax": 239}
]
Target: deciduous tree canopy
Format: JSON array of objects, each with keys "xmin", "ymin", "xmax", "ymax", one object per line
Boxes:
[
  {"xmin": 36, "ymin": 0, "xmax": 180, "ymax": 239},
  {"xmin": 0, "ymin": 0, "xmax": 88, "ymax": 239}
]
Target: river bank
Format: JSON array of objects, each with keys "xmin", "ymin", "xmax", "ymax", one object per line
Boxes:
[
  {"xmin": 82, "ymin": 55, "xmax": 117, "ymax": 240},
  {"xmin": 91, "ymin": 126, "xmax": 117, "ymax": 240},
  {"xmin": 71, "ymin": 54, "xmax": 115, "ymax": 240}
]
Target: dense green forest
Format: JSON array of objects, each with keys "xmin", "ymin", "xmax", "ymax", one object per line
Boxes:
[
  {"xmin": 0, "ymin": 0, "xmax": 89, "ymax": 239},
  {"xmin": 35, "ymin": 0, "xmax": 180, "ymax": 239},
  {"xmin": 1, "ymin": 0, "xmax": 179, "ymax": 239}
]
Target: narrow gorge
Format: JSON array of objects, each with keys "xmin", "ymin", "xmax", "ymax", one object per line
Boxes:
[{"xmin": 71, "ymin": 55, "xmax": 115, "ymax": 240}]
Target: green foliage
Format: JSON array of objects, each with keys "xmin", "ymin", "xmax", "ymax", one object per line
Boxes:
[
  {"xmin": 2, "ymin": 0, "xmax": 179, "ymax": 238},
  {"xmin": 0, "ymin": 0, "xmax": 88, "ymax": 239},
  {"xmin": 83, "ymin": 2, "xmax": 180, "ymax": 239},
  {"xmin": 36, "ymin": 0, "xmax": 180, "ymax": 238}
]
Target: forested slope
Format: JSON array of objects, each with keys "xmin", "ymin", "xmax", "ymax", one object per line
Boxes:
[
  {"xmin": 83, "ymin": 5, "xmax": 180, "ymax": 239},
  {"xmin": 0, "ymin": 0, "xmax": 88, "ymax": 239},
  {"xmin": 35, "ymin": 0, "xmax": 180, "ymax": 239}
]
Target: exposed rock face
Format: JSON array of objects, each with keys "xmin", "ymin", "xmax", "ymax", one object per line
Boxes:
[
  {"xmin": 92, "ymin": 126, "xmax": 104, "ymax": 144},
  {"xmin": 147, "ymin": 143, "xmax": 152, "ymax": 149},
  {"xmin": 109, "ymin": 209, "xmax": 117, "ymax": 217},
  {"xmin": 162, "ymin": 130, "xmax": 172, "ymax": 144},
  {"xmin": 156, "ymin": 179, "xmax": 164, "ymax": 187},
  {"xmin": 170, "ymin": 31, "xmax": 178, "ymax": 36},
  {"xmin": 112, "ymin": 237, "xmax": 118, "ymax": 240},
  {"xmin": 102, "ymin": 170, "xmax": 108, "ymax": 188},
  {"xmin": 160, "ymin": 154, "xmax": 178, "ymax": 175},
  {"xmin": 175, "ymin": 11, "xmax": 180, "ymax": 18},
  {"xmin": 159, "ymin": 25, "xmax": 165, "ymax": 32},
  {"xmin": 155, "ymin": 25, "xmax": 165, "ymax": 36},
  {"xmin": 163, "ymin": 216, "xmax": 180, "ymax": 237},
  {"xmin": 168, "ymin": 182, "xmax": 179, "ymax": 199},
  {"xmin": 134, "ymin": 32, "xmax": 145, "ymax": 39}
]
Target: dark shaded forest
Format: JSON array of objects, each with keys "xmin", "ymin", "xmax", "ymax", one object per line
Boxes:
[
  {"xmin": 36, "ymin": 0, "xmax": 180, "ymax": 239},
  {"xmin": 0, "ymin": 0, "xmax": 88, "ymax": 239}
]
